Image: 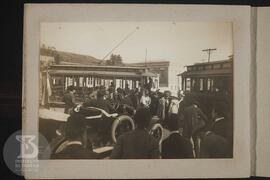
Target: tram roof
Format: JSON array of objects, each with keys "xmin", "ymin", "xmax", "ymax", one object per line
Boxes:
[
  {"xmin": 50, "ymin": 64, "xmax": 148, "ymax": 70},
  {"xmin": 48, "ymin": 69, "xmax": 157, "ymax": 77},
  {"xmin": 178, "ymin": 68, "xmax": 232, "ymax": 77},
  {"xmin": 188, "ymin": 59, "xmax": 233, "ymax": 67}
]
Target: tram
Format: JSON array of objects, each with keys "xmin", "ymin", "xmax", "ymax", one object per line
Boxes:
[
  {"xmin": 178, "ymin": 58, "xmax": 233, "ymax": 118},
  {"xmin": 40, "ymin": 64, "xmax": 159, "ymax": 107}
]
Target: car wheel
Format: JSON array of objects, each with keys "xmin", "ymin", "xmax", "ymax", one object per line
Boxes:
[
  {"xmin": 111, "ymin": 115, "xmax": 135, "ymax": 143},
  {"xmin": 149, "ymin": 123, "xmax": 163, "ymax": 144}
]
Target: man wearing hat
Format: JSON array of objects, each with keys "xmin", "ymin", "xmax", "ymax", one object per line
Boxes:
[
  {"xmin": 51, "ymin": 112, "xmax": 98, "ymax": 159},
  {"xmin": 177, "ymin": 90, "xmax": 186, "ymax": 131},
  {"xmin": 63, "ymin": 85, "xmax": 76, "ymax": 114},
  {"xmin": 157, "ymin": 90, "xmax": 172, "ymax": 125},
  {"xmin": 110, "ymin": 108, "xmax": 160, "ymax": 159},
  {"xmin": 83, "ymin": 87, "xmax": 115, "ymax": 113},
  {"xmin": 162, "ymin": 114, "xmax": 194, "ymax": 159},
  {"xmin": 182, "ymin": 98, "xmax": 209, "ymax": 158}
]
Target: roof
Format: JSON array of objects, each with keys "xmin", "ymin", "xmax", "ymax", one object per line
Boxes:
[
  {"xmin": 128, "ymin": 60, "xmax": 170, "ymax": 67},
  {"xmin": 49, "ymin": 69, "xmax": 156, "ymax": 78},
  {"xmin": 178, "ymin": 68, "xmax": 232, "ymax": 77},
  {"xmin": 187, "ymin": 59, "xmax": 232, "ymax": 67},
  {"xmin": 50, "ymin": 64, "xmax": 147, "ymax": 70}
]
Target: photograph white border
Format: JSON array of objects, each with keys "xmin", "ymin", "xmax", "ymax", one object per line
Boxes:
[{"xmin": 23, "ymin": 4, "xmax": 251, "ymax": 179}]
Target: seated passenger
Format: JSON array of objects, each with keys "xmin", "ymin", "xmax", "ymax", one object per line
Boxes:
[
  {"xmin": 162, "ymin": 114, "xmax": 194, "ymax": 159},
  {"xmin": 110, "ymin": 108, "xmax": 160, "ymax": 159},
  {"xmin": 83, "ymin": 89, "xmax": 115, "ymax": 113},
  {"xmin": 51, "ymin": 113, "xmax": 98, "ymax": 159}
]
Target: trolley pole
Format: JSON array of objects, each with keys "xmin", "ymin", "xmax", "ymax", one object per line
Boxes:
[{"xmin": 102, "ymin": 27, "xmax": 140, "ymax": 60}]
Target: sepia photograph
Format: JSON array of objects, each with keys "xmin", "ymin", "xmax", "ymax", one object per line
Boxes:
[{"xmin": 38, "ymin": 21, "xmax": 234, "ymax": 160}]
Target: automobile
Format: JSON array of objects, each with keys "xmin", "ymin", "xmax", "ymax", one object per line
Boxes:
[{"xmin": 39, "ymin": 104, "xmax": 164, "ymax": 159}]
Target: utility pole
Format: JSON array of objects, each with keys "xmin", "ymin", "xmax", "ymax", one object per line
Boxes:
[
  {"xmin": 145, "ymin": 48, "xmax": 147, "ymax": 67},
  {"xmin": 202, "ymin": 48, "xmax": 217, "ymax": 62}
]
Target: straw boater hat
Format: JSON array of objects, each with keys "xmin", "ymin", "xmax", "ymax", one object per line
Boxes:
[{"xmin": 178, "ymin": 90, "xmax": 185, "ymax": 97}]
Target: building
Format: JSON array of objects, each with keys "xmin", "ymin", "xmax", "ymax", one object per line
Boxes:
[{"xmin": 129, "ymin": 60, "xmax": 182, "ymax": 94}]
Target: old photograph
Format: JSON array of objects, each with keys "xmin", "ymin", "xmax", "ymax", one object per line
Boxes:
[{"xmin": 38, "ymin": 21, "xmax": 233, "ymax": 160}]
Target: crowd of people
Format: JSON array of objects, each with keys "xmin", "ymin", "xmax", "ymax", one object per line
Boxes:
[{"xmin": 59, "ymin": 81, "xmax": 233, "ymax": 159}]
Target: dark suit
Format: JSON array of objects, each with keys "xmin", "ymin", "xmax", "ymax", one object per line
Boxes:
[
  {"xmin": 183, "ymin": 105, "xmax": 208, "ymax": 138},
  {"xmin": 200, "ymin": 132, "xmax": 231, "ymax": 158},
  {"xmin": 110, "ymin": 128, "xmax": 160, "ymax": 159},
  {"xmin": 63, "ymin": 92, "xmax": 76, "ymax": 114},
  {"xmin": 162, "ymin": 132, "xmax": 194, "ymax": 159},
  {"xmin": 211, "ymin": 117, "xmax": 233, "ymax": 157}
]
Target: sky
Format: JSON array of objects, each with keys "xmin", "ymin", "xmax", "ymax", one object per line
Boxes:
[{"xmin": 40, "ymin": 22, "xmax": 233, "ymax": 70}]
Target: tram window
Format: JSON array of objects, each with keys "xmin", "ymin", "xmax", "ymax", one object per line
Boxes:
[
  {"xmin": 87, "ymin": 77, "xmax": 90, "ymax": 87},
  {"xmin": 187, "ymin": 67, "xmax": 192, "ymax": 71},
  {"xmin": 198, "ymin": 66, "xmax": 204, "ymax": 70},
  {"xmin": 213, "ymin": 64, "xmax": 221, "ymax": 69},
  {"xmin": 222, "ymin": 62, "xmax": 231, "ymax": 68},
  {"xmin": 186, "ymin": 78, "xmax": 191, "ymax": 91},
  {"xmin": 205, "ymin": 65, "xmax": 212, "ymax": 70},
  {"xmin": 70, "ymin": 78, "xmax": 73, "ymax": 86},
  {"xmin": 200, "ymin": 78, "xmax": 204, "ymax": 91},
  {"xmin": 68, "ymin": 77, "xmax": 73, "ymax": 86},
  {"xmin": 192, "ymin": 79, "xmax": 196, "ymax": 89},
  {"xmin": 89, "ymin": 77, "xmax": 92, "ymax": 85},
  {"xmin": 57, "ymin": 78, "xmax": 61, "ymax": 85},
  {"xmin": 79, "ymin": 77, "xmax": 83, "ymax": 87},
  {"xmin": 207, "ymin": 79, "xmax": 211, "ymax": 91}
]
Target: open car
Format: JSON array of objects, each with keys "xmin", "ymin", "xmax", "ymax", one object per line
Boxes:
[{"xmin": 39, "ymin": 104, "xmax": 164, "ymax": 159}]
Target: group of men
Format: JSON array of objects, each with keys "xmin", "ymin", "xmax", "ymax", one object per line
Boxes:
[{"xmin": 60, "ymin": 83, "xmax": 232, "ymax": 159}]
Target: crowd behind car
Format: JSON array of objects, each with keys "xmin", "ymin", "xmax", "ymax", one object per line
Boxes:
[{"xmin": 60, "ymin": 81, "xmax": 233, "ymax": 159}]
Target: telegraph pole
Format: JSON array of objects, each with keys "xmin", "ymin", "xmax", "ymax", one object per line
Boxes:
[{"xmin": 202, "ymin": 48, "xmax": 217, "ymax": 62}]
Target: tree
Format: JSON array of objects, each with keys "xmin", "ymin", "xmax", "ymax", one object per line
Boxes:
[
  {"xmin": 107, "ymin": 54, "xmax": 123, "ymax": 65},
  {"xmin": 54, "ymin": 53, "xmax": 61, "ymax": 64}
]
